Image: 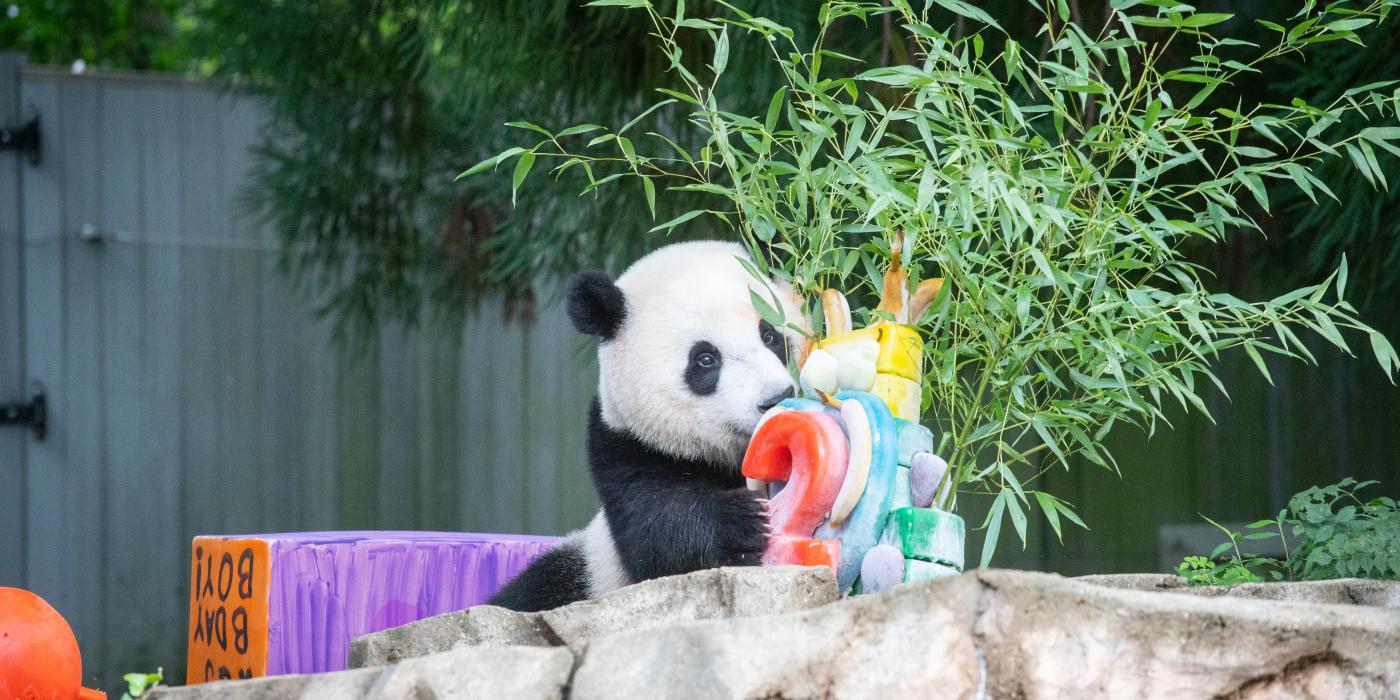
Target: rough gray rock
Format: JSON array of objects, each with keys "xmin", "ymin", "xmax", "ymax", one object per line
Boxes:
[
  {"xmin": 571, "ymin": 570, "xmax": 982, "ymax": 699},
  {"xmin": 1079, "ymin": 573, "xmax": 1400, "ymax": 607},
  {"xmin": 1075, "ymin": 572, "xmax": 1186, "ymax": 590},
  {"xmin": 347, "ymin": 604, "xmax": 555, "ymax": 668},
  {"xmin": 163, "ymin": 567, "xmax": 1400, "ymax": 699},
  {"xmin": 349, "ymin": 564, "xmax": 837, "ymax": 666},
  {"xmin": 148, "ymin": 668, "xmax": 381, "ymax": 700},
  {"xmin": 980, "ymin": 570, "xmax": 1400, "ymax": 698},
  {"xmin": 573, "ymin": 569, "xmax": 1400, "ymax": 699},
  {"xmin": 542, "ymin": 565, "xmax": 836, "ymax": 651},
  {"xmin": 149, "ymin": 646, "xmax": 574, "ymax": 700},
  {"xmin": 373, "ymin": 646, "xmax": 573, "ymax": 699}
]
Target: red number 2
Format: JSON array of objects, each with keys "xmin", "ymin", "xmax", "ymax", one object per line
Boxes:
[{"xmin": 741, "ymin": 410, "xmax": 847, "ymax": 569}]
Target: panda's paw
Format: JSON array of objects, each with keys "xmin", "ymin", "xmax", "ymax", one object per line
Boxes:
[{"xmin": 714, "ymin": 488, "xmax": 769, "ymax": 567}]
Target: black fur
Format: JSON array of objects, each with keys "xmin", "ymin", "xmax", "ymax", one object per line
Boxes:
[
  {"xmin": 585, "ymin": 400, "xmax": 767, "ymax": 582},
  {"xmin": 758, "ymin": 319, "xmax": 788, "ymax": 364},
  {"xmin": 567, "ymin": 272, "xmax": 627, "ymax": 341},
  {"xmin": 757, "ymin": 387, "xmax": 795, "ymax": 412},
  {"xmin": 684, "ymin": 341, "xmax": 722, "ymax": 396},
  {"xmin": 486, "ymin": 401, "xmax": 768, "ymax": 611},
  {"xmin": 485, "ymin": 541, "xmax": 591, "ymax": 612}
]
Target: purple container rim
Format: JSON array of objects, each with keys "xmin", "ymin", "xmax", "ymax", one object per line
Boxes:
[{"xmin": 197, "ymin": 530, "xmax": 565, "ymax": 545}]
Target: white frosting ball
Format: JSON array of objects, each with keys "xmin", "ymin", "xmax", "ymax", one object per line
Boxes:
[
  {"xmin": 835, "ymin": 356, "xmax": 877, "ymax": 391},
  {"xmin": 799, "ymin": 348, "xmax": 839, "ymax": 395}
]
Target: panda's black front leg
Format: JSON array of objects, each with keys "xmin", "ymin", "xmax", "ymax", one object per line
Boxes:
[{"xmin": 602, "ymin": 477, "xmax": 768, "ymax": 583}]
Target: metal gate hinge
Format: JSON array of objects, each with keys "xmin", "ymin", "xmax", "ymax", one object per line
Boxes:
[
  {"xmin": 1, "ymin": 384, "xmax": 47, "ymax": 441},
  {"xmin": 0, "ymin": 108, "xmax": 40, "ymax": 166}
]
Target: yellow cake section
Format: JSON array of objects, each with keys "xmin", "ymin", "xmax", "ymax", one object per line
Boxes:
[
  {"xmin": 872, "ymin": 374, "xmax": 922, "ymax": 421},
  {"xmin": 818, "ymin": 323, "xmax": 926, "ymax": 420},
  {"xmin": 820, "ymin": 326, "xmax": 880, "ymax": 349},
  {"xmin": 819, "ymin": 326, "xmax": 923, "ymax": 380},
  {"xmin": 875, "ymin": 325, "xmax": 923, "ymax": 380}
]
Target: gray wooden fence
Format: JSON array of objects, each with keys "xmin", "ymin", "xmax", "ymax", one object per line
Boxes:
[
  {"xmin": 2, "ymin": 55, "xmax": 1398, "ymax": 694},
  {"xmin": 0, "ymin": 57, "xmax": 599, "ymax": 692}
]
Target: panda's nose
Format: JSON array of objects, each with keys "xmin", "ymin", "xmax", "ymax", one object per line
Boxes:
[{"xmin": 757, "ymin": 387, "xmax": 795, "ymax": 413}]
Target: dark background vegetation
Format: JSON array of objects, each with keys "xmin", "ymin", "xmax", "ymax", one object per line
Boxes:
[
  {"xmin": 9, "ymin": 1, "xmax": 1395, "ymax": 331},
  {"xmin": 4, "ymin": 0, "xmax": 1396, "ymax": 567}
]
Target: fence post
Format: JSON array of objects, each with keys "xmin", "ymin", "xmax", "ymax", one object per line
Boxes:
[{"xmin": 0, "ymin": 51, "xmax": 28, "ymax": 586}]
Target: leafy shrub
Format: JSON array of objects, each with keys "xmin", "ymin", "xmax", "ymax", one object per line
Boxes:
[
  {"xmin": 120, "ymin": 667, "xmax": 163, "ymax": 700},
  {"xmin": 1178, "ymin": 478, "xmax": 1400, "ymax": 585},
  {"xmin": 470, "ymin": 0, "xmax": 1400, "ymax": 564}
]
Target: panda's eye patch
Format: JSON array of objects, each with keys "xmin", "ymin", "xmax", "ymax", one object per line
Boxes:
[
  {"xmin": 758, "ymin": 320, "xmax": 788, "ymax": 364},
  {"xmin": 685, "ymin": 341, "xmax": 722, "ymax": 396}
]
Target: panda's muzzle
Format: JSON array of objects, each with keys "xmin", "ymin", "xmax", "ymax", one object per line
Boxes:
[{"xmin": 757, "ymin": 387, "xmax": 796, "ymax": 413}]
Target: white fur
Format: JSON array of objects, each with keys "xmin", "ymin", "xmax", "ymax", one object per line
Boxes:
[
  {"xmin": 597, "ymin": 241, "xmax": 807, "ymax": 466},
  {"xmin": 581, "ymin": 510, "xmax": 631, "ymax": 597}
]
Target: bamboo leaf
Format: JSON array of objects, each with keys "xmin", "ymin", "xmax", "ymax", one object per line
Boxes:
[
  {"xmin": 764, "ymin": 87, "xmax": 786, "ymax": 132},
  {"xmin": 649, "ymin": 208, "xmax": 707, "ymax": 233},
  {"xmin": 505, "ymin": 121, "xmax": 553, "ymax": 137},
  {"xmin": 511, "ymin": 151, "xmax": 536, "ymax": 205},
  {"xmin": 642, "ymin": 177, "xmax": 656, "ymax": 219},
  {"xmin": 1006, "ymin": 489, "xmax": 1028, "ymax": 547},
  {"xmin": 929, "ymin": 0, "xmax": 1004, "ymax": 31},
  {"xmin": 748, "ymin": 288, "xmax": 785, "ymax": 328},
  {"xmin": 1035, "ymin": 491, "xmax": 1064, "ymax": 543},
  {"xmin": 1370, "ymin": 332, "xmax": 1400, "ymax": 382},
  {"xmin": 1181, "ymin": 13, "xmax": 1233, "ymax": 28},
  {"xmin": 1244, "ymin": 343, "xmax": 1273, "ymax": 385},
  {"xmin": 979, "ymin": 491, "xmax": 1008, "ymax": 568},
  {"xmin": 713, "ymin": 28, "xmax": 729, "ymax": 75}
]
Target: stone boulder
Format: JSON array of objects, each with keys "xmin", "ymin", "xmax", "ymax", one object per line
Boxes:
[
  {"xmin": 571, "ymin": 569, "xmax": 984, "ymax": 699},
  {"xmin": 980, "ymin": 570, "xmax": 1400, "ymax": 698},
  {"xmin": 158, "ymin": 567, "xmax": 1400, "ymax": 699},
  {"xmin": 149, "ymin": 646, "xmax": 574, "ymax": 700},
  {"xmin": 346, "ymin": 604, "xmax": 556, "ymax": 669},
  {"xmin": 572, "ymin": 569, "xmax": 1400, "ymax": 699},
  {"xmin": 1078, "ymin": 573, "xmax": 1400, "ymax": 607},
  {"xmin": 541, "ymin": 564, "xmax": 837, "ymax": 652},
  {"xmin": 349, "ymin": 565, "xmax": 837, "ymax": 666}
]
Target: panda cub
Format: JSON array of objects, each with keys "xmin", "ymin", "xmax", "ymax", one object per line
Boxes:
[{"xmin": 488, "ymin": 241, "xmax": 804, "ymax": 612}]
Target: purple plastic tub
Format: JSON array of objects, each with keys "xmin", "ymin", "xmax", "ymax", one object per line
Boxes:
[{"xmin": 187, "ymin": 530, "xmax": 560, "ymax": 679}]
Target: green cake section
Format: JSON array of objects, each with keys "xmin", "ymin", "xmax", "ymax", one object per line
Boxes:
[
  {"xmin": 879, "ymin": 506, "xmax": 965, "ymax": 571},
  {"xmin": 851, "ymin": 419, "xmax": 966, "ymax": 592},
  {"xmin": 903, "ymin": 558, "xmax": 961, "ymax": 582}
]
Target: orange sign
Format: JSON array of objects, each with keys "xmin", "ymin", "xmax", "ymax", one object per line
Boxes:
[{"xmin": 186, "ymin": 537, "xmax": 270, "ymax": 683}]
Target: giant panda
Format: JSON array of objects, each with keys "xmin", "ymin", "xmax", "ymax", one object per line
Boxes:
[{"xmin": 487, "ymin": 241, "xmax": 805, "ymax": 612}]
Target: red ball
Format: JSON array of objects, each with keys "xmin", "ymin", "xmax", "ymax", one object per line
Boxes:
[{"xmin": 0, "ymin": 587, "xmax": 83, "ymax": 700}]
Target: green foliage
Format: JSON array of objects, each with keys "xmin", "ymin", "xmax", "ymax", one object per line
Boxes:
[
  {"xmin": 23, "ymin": 1, "xmax": 1390, "ymax": 342},
  {"xmin": 1178, "ymin": 478, "xmax": 1400, "ymax": 585},
  {"xmin": 1272, "ymin": 23, "xmax": 1400, "ymax": 312},
  {"xmin": 120, "ymin": 667, "xmax": 163, "ymax": 700},
  {"xmin": 1287, "ymin": 478, "xmax": 1400, "ymax": 579},
  {"xmin": 1177, "ymin": 555, "xmax": 1267, "ymax": 586},
  {"xmin": 472, "ymin": 0, "xmax": 1400, "ymax": 565},
  {"xmin": 1175, "ymin": 514, "xmax": 1283, "ymax": 586},
  {"xmin": 0, "ymin": 0, "xmax": 191, "ymax": 70},
  {"xmin": 193, "ymin": 0, "xmax": 826, "ymax": 339}
]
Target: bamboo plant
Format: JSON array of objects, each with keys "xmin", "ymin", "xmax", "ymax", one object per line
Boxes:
[{"xmin": 465, "ymin": 0, "xmax": 1400, "ymax": 564}]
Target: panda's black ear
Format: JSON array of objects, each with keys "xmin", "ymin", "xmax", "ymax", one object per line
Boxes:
[{"xmin": 567, "ymin": 271, "xmax": 627, "ymax": 341}]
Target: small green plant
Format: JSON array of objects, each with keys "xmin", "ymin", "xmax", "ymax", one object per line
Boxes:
[
  {"xmin": 120, "ymin": 668, "xmax": 163, "ymax": 700},
  {"xmin": 469, "ymin": 0, "xmax": 1400, "ymax": 564},
  {"xmin": 1175, "ymin": 514, "xmax": 1285, "ymax": 585},
  {"xmin": 1178, "ymin": 478, "xmax": 1400, "ymax": 585}
]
